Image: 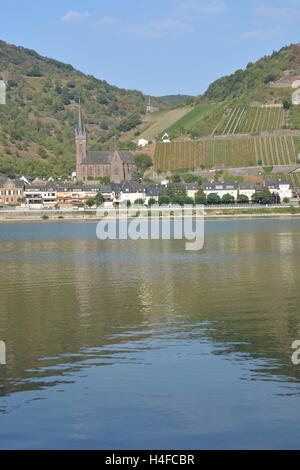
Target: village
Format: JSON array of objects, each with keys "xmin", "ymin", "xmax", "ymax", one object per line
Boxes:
[
  {"xmin": 0, "ymin": 175, "xmax": 296, "ymax": 210},
  {"xmin": 0, "ymin": 96, "xmax": 298, "ymax": 211}
]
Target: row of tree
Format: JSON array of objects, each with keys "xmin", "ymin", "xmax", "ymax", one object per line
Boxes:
[
  {"xmin": 157, "ymin": 187, "xmax": 284, "ymax": 206},
  {"xmin": 86, "ymin": 186, "xmax": 287, "ymax": 208}
]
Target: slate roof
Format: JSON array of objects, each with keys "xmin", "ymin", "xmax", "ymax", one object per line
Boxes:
[
  {"xmin": 183, "ymin": 183, "xmax": 199, "ymax": 190},
  {"xmin": 121, "ymin": 181, "xmax": 146, "ymax": 193},
  {"xmin": 81, "ymin": 151, "xmax": 134, "ymax": 165},
  {"xmin": 99, "ymin": 185, "xmax": 112, "ymax": 193},
  {"xmin": 264, "ymin": 179, "xmax": 279, "ymax": 188},
  {"xmin": 0, "ymin": 176, "xmax": 9, "ymax": 186},
  {"xmin": 0, "ymin": 177, "xmax": 26, "ymax": 189},
  {"xmin": 146, "ymin": 186, "xmax": 162, "ymax": 197},
  {"xmin": 202, "ymin": 182, "xmax": 237, "ymax": 190},
  {"xmin": 240, "ymin": 182, "xmax": 256, "ymax": 190}
]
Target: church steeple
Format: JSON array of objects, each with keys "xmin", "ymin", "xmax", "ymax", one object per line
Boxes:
[
  {"xmin": 76, "ymin": 99, "xmax": 86, "ymax": 138},
  {"xmin": 75, "ymin": 100, "xmax": 87, "ymax": 180}
]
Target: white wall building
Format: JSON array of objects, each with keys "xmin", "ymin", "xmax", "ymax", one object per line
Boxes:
[
  {"xmin": 264, "ymin": 179, "xmax": 293, "ymax": 201},
  {"xmin": 203, "ymin": 182, "xmax": 238, "ymax": 200},
  {"xmin": 137, "ymin": 138, "xmax": 149, "ymax": 148},
  {"xmin": 278, "ymin": 181, "xmax": 293, "ymax": 200},
  {"xmin": 23, "ymin": 188, "xmax": 57, "ymax": 208},
  {"xmin": 118, "ymin": 182, "xmax": 147, "ymax": 204}
]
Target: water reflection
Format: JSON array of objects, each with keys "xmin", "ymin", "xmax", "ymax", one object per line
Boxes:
[{"xmin": 0, "ymin": 220, "xmax": 300, "ymax": 448}]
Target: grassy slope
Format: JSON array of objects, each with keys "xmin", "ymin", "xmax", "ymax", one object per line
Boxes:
[
  {"xmin": 139, "ymin": 107, "xmax": 191, "ymax": 140},
  {"xmin": 164, "ymin": 103, "xmax": 226, "ymax": 137}
]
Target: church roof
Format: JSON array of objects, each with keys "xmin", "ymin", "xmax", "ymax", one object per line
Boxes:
[{"xmin": 81, "ymin": 151, "xmax": 134, "ymax": 165}]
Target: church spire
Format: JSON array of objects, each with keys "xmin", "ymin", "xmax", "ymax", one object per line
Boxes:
[{"xmin": 76, "ymin": 99, "xmax": 86, "ymax": 138}]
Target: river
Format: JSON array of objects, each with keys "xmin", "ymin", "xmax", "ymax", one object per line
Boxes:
[{"xmin": 0, "ymin": 219, "xmax": 299, "ymax": 449}]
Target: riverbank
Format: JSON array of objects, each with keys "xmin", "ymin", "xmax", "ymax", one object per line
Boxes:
[{"xmin": 0, "ymin": 207, "xmax": 300, "ymax": 223}]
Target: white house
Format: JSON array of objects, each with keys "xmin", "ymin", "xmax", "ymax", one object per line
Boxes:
[
  {"xmin": 264, "ymin": 179, "xmax": 293, "ymax": 201},
  {"xmin": 162, "ymin": 133, "xmax": 171, "ymax": 143},
  {"xmin": 183, "ymin": 183, "xmax": 199, "ymax": 199},
  {"xmin": 23, "ymin": 187, "xmax": 57, "ymax": 208},
  {"xmin": 137, "ymin": 138, "xmax": 149, "ymax": 148},
  {"xmin": 145, "ymin": 186, "xmax": 162, "ymax": 204},
  {"xmin": 239, "ymin": 182, "xmax": 258, "ymax": 200},
  {"xmin": 119, "ymin": 182, "xmax": 147, "ymax": 205},
  {"xmin": 278, "ymin": 181, "xmax": 293, "ymax": 200},
  {"xmin": 203, "ymin": 182, "xmax": 238, "ymax": 200}
]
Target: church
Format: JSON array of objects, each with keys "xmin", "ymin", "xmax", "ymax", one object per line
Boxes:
[{"xmin": 75, "ymin": 105, "xmax": 135, "ymax": 183}]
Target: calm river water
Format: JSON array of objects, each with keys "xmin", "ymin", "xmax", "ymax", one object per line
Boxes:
[{"xmin": 0, "ymin": 218, "xmax": 300, "ymax": 449}]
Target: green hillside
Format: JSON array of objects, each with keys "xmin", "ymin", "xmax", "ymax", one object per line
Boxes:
[
  {"xmin": 158, "ymin": 44, "xmax": 300, "ymax": 142},
  {"xmin": 157, "ymin": 95, "xmax": 193, "ymax": 106},
  {"xmin": 1, "ymin": 40, "xmax": 300, "ymax": 178},
  {"xmin": 202, "ymin": 44, "xmax": 300, "ymax": 104},
  {"xmin": 0, "ymin": 40, "xmax": 154, "ymax": 178}
]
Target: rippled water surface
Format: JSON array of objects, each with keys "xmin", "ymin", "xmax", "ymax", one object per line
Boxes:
[{"xmin": 0, "ymin": 219, "xmax": 300, "ymax": 449}]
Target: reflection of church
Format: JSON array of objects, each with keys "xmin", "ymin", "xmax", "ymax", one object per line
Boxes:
[{"xmin": 75, "ymin": 105, "xmax": 135, "ymax": 183}]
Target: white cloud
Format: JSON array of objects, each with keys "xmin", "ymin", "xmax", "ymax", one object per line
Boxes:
[
  {"xmin": 174, "ymin": 0, "xmax": 226, "ymax": 18},
  {"xmin": 241, "ymin": 29, "xmax": 283, "ymax": 41},
  {"xmin": 120, "ymin": 0, "xmax": 225, "ymax": 38},
  {"xmin": 99, "ymin": 17, "xmax": 120, "ymax": 24},
  {"xmin": 122, "ymin": 18, "xmax": 192, "ymax": 38},
  {"xmin": 61, "ymin": 11, "xmax": 91, "ymax": 23},
  {"xmin": 243, "ymin": 2, "xmax": 300, "ymax": 39},
  {"xmin": 253, "ymin": 4, "xmax": 300, "ymax": 22}
]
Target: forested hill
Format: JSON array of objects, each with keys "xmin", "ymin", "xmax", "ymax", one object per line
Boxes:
[
  {"xmin": 0, "ymin": 40, "xmax": 154, "ymax": 178},
  {"xmin": 157, "ymin": 95, "xmax": 193, "ymax": 106},
  {"xmin": 202, "ymin": 44, "xmax": 300, "ymax": 104}
]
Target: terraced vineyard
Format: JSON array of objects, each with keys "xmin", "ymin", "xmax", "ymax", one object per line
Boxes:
[
  {"xmin": 289, "ymin": 173, "xmax": 300, "ymax": 188},
  {"xmin": 164, "ymin": 103, "xmax": 226, "ymax": 137},
  {"xmin": 154, "ymin": 136, "xmax": 297, "ymax": 171},
  {"xmin": 217, "ymin": 106, "xmax": 285, "ymax": 135}
]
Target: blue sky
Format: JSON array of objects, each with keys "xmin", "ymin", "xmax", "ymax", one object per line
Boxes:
[{"xmin": 1, "ymin": 1, "xmax": 300, "ymax": 96}]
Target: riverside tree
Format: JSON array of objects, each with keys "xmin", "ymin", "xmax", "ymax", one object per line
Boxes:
[
  {"xmin": 207, "ymin": 193, "xmax": 221, "ymax": 205},
  {"xmin": 252, "ymin": 188, "xmax": 273, "ymax": 205}
]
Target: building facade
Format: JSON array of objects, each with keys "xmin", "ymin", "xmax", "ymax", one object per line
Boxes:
[
  {"xmin": 203, "ymin": 182, "xmax": 238, "ymax": 200},
  {"xmin": 0, "ymin": 177, "xmax": 24, "ymax": 205},
  {"xmin": 75, "ymin": 105, "xmax": 135, "ymax": 184}
]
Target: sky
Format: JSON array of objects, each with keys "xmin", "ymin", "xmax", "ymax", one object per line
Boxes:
[{"xmin": 1, "ymin": 0, "xmax": 300, "ymax": 96}]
